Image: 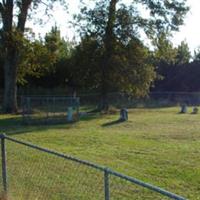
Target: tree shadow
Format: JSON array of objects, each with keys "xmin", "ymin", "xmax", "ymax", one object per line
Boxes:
[
  {"xmin": 101, "ymin": 119, "xmax": 125, "ymax": 127},
  {"xmin": 0, "ymin": 116, "xmax": 54, "ymax": 136},
  {"xmin": 79, "ymin": 112, "xmax": 101, "ymax": 122},
  {"xmin": 0, "ymin": 112, "xmax": 103, "ymax": 136}
]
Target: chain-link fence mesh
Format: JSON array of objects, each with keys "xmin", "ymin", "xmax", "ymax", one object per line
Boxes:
[
  {"xmin": 2, "ymin": 91, "xmax": 200, "ymax": 114},
  {"xmin": 109, "ymin": 173, "xmax": 169, "ymax": 200},
  {"xmin": 72, "ymin": 92, "xmax": 200, "ymax": 109},
  {"xmin": 0, "ymin": 136, "xmax": 186, "ymax": 200},
  {"xmin": 6, "ymin": 139, "xmax": 104, "ymax": 200},
  {"xmin": 3, "ymin": 91, "xmax": 200, "ymax": 122},
  {"xmin": 21, "ymin": 96, "xmax": 80, "ymax": 124}
]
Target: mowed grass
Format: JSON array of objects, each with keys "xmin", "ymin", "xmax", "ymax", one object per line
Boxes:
[{"xmin": 0, "ymin": 107, "xmax": 200, "ymax": 199}]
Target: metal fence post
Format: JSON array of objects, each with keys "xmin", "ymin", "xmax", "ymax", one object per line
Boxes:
[
  {"xmin": 104, "ymin": 168, "xmax": 110, "ymax": 200},
  {"xmin": 0, "ymin": 134, "xmax": 7, "ymax": 193}
]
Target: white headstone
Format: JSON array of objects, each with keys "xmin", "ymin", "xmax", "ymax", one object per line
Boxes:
[
  {"xmin": 180, "ymin": 104, "xmax": 187, "ymax": 113},
  {"xmin": 67, "ymin": 107, "xmax": 73, "ymax": 122}
]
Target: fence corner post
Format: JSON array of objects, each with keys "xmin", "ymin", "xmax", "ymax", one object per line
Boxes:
[
  {"xmin": 0, "ymin": 134, "xmax": 7, "ymax": 194},
  {"xmin": 104, "ymin": 168, "xmax": 110, "ymax": 200}
]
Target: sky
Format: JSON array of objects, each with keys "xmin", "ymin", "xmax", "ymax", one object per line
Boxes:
[
  {"xmin": 30, "ymin": 0, "xmax": 200, "ymax": 53},
  {"xmin": 172, "ymin": 0, "xmax": 200, "ymax": 52}
]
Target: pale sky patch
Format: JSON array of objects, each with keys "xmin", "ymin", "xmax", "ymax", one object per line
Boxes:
[{"xmin": 172, "ymin": 0, "xmax": 200, "ymax": 53}]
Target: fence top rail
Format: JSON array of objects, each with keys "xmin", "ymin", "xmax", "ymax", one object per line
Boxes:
[
  {"xmin": 108, "ymin": 170, "xmax": 187, "ymax": 200},
  {"xmin": 21, "ymin": 95, "xmax": 80, "ymax": 99},
  {"xmin": 20, "ymin": 91, "xmax": 200, "ymax": 96},
  {"xmin": 1, "ymin": 134, "xmax": 187, "ymax": 200},
  {"xmin": 3, "ymin": 135, "xmax": 105, "ymax": 171}
]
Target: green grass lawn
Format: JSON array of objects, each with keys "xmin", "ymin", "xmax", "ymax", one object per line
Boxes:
[{"xmin": 0, "ymin": 107, "xmax": 200, "ymax": 199}]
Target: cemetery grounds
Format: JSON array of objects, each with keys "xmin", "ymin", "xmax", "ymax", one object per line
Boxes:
[{"xmin": 0, "ymin": 106, "xmax": 199, "ymax": 199}]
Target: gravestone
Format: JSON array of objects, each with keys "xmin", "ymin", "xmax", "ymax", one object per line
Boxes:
[
  {"xmin": 192, "ymin": 107, "xmax": 198, "ymax": 114},
  {"xmin": 67, "ymin": 107, "xmax": 73, "ymax": 122},
  {"xmin": 180, "ymin": 104, "xmax": 187, "ymax": 113},
  {"xmin": 120, "ymin": 108, "xmax": 128, "ymax": 121}
]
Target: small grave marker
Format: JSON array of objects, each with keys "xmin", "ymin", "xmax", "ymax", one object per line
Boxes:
[
  {"xmin": 120, "ymin": 108, "xmax": 128, "ymax": 121},
  {"xmin": 67, "ymin": 107, "xmax": 73, "ymax": 122},
  {"xmin": 192, "ymin": 107, "xmax": 198, "ymax": 114},
  {"xmin": 180, "ymin": 104, "xmax": 187, "ymax": 113}
]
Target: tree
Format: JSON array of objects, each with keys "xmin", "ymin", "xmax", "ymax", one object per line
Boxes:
[
  {"xmin": 193, "ymin": 47, "xmax": 200, "ymax": 62},
  {"xmin": 152, "ymin": 34, "xmax": 192, "ymax": 92},
  {"xmin": 17, "ymin": 35, "xmax": 59, "ymax": 86},
  {"xmin": 69, "ymin": 35, "xmax": 103, "ymax": 91},
  {"xmin": 0, "ymin": 36, "xmax": 4, "ymax": 89},
  {"xmin": 0, "ymin": 55, "xmax": 3, "ymax": 90},
  {"xmin": 152, "ymin": 32, "xmax": 177, "ymax": 91},
  {"xmin": 27, "ymin": 27, "xmax": 74, "ymax": 88},
  {"xmin": 114, "ymin": 39, "xmax": 156, "ymax": 96},
  {"xmin": 75, "ymin": 0, "xmax": 189, "ymax": 109},
  {"xmin": 176, "ymin": 41, "xmax": 191, "ymax": 65},
  {"xmin": 153, "ymin": 32, "xmax": 178, "ymax": 66},
  {"xmin": 0, "ymin": 0, "xmax": 65, "ymax": 113}
]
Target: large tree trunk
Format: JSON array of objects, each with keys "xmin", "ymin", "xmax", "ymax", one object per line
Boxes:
[
  {"xmin": 99, "ymin": 0, "xmax": 118, "ymax": 111},
  {"xmin": 3, "ymin": 50, "xmax": 18, "ymax": 113},
  {"xmin": 99, "ymin": 70, "xmax": 109, "ymax": 111},
  {"xmin": 0, "ymin": 0, "xmax": 32, "ymax": 113}
]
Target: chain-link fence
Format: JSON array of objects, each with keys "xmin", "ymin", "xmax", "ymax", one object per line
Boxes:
[
  {"xmin": 0, "ymin": 134, "xmax": 187, "ymax": 200},
  {"xmin": 149, "ymin": 92, "xmax": 200, "ymax": 106},
  {"xmin": 77, "ymin": 92, "xmax": 200, "ymax": 109},
  {"xmin": 21, "ymin": 96, "xmax": 80, "ymax": 124},
  {"xmin": 1, "ymin": 91, "xmax": 200, "ymax": 115}
]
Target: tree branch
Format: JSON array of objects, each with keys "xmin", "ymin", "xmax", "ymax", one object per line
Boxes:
[
  {"xmin": 17, "ymin": 0, "xmax": 32, "ymax": 32},
  {"xmin": 0, "ymin": 3, "xmax": 4, "ymax": 13},
  {"xmin": 2, "ymin": 0, "xmax": 13, "ymax": 31}
]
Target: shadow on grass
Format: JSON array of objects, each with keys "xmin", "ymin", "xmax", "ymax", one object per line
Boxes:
[
  {"xmin": 79, "ymin": 113, "xmax": 101, "ymax": 122},
  {"xmin": 0, "ymin": 116, "xmax": 53, "ymax": 136},
  {"xmin": 101, "ymin": 119, "xmax": 124, "ymax": 127},
  {"xmin": 0, "ymin": 112, "xmax": 103, "ymax": 136}
]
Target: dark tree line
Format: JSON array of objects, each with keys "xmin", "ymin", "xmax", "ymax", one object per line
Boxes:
[
  {"xmin": 152, "ymin": 34, "xmax": 200, "ymax": 92},
  {"xmin": 2, "ymin": 27, "xmax": 200, "ymax": 94},
  {"xmin": 153, "ymin": 60, "xmax": 200, "ymax": 92},
  {"xmin": 0, "ymin": 0, "xmax": 190, "ymax": 112}
]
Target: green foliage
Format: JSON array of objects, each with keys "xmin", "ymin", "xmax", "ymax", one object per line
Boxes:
[
  {"xmin": 24, "ymin": 29, "xmax": 75, "ymax": 88},
  {"xmin": 153, "ymin": 32, "xmax": 177, "ymax": 65},
  {"xmin": 153, "ymin": 33, "xmax": 191, "ymax": 69},
  {"xmin": 17, "ymin": 38, "xmax": 54, "ymax": 85},
  {"xmin": 136, "ymin": 0, "xmax": 189, "ymax": 34},
  {"xmin": 0, "ymin": 0, "xmax": 67, "ymax": 112},
  {"xmin": 70, "ymin": 36, "xmax": 102, "ymax": 90},
  {"xmin": 45, "ymin": 26, "xmax": 62, "ymax": 58},
  {"xmin": 74, "ymin": 0, "xmax": 161, "ymax": 99},
  {"xmin": 113, "ymin": 39, "xmax": 156, "ymax": 96},
  {"xmin": 193, "ymin": 47, "xmax": 200, "ymax": 61},
  {"xmin": 70, "ymin": 34, "xmax": 156, "ymax": 96},
  {"xmin": 176, "ymin": 41, "xmax": 191, "ymax": 65},
  {"xmin": 152, "ymin": 32, "xmax": 194, "ymax": 92},
  {"xmin": 16, "ymin": 26, "xmax": 73, "ymax": 85},
  {"xmin": 77, "ymin": 0, "xmax": 189, "ymax": 41},
  {"xmin": 0, "ymin": 0, "xmax": 190, "ymax": 98},
  {"xmin": 74, "ymin": 0, "xmax": 189, "ymax": 101}
]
